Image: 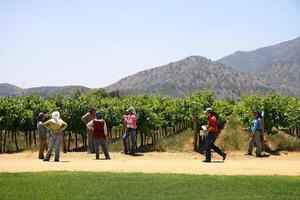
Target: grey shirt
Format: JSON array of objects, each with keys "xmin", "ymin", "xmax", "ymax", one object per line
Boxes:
[{"xmin": 37, "ymin": 121, "xmax": 47, "ymax": 139}]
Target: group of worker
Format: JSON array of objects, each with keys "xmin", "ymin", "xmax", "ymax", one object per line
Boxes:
[
  {"xmin": 37, "ymin": 106, "xmax": 137, "ymax": 162},
  {"xmin": 36, "ymin": 106, "xmax": 264, "ymax": 163}
]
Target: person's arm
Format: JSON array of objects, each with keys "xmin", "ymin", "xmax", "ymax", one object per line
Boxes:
[
  {"xmin": 261, "ymin": 111, "xmax": 265, "ymax": 118},
  {"xmin": 208, "ymin": 117, "xmax": 218, "ymax": 133},
  {"xmin": 251, "ymin": 119, "xmax": 258, "ymax": 133},
  {"xmin": 104, "ymin": 121, "xmax": 108, "ymax": 138},
  {"xmin": 123, "ymin": 115, "xmax": 128, "ymax": 124},
  {"xmin": 126, "ymin": 115, "xmax": 136, "ymax": 127},
  {"xmin": 38, "ymin": 122, "xmax": 46, "ymax": 137},
  {"xmin": 132, "ymin": 115, "xmax": 137, "ymax": 128},
  {"xmin": 87, "ymin": 120, "xmax": 94, "ymax": 131},
  {"xmin": 60, "ymin": 120, "xmax": 68, "ymax": 131},
  {"xmin": 81, "ymin": 113, "xmax": 89, "ymax": 124},
  {"xmin": 43, "ymin": 120, "xmax": 51, "ymax": 129}
]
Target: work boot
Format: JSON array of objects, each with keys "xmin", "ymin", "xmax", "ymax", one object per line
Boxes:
[{"xmin": 223, "ymin": 153, "xmax": 227, "ymax": 161}]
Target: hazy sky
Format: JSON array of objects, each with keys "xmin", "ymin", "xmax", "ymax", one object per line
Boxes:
[{"xmin": 1, "ymin": 0, "xmax": 300, "ymax": 88}]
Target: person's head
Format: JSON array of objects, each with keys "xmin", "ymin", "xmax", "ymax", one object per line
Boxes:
[
  {"xmin": 90, "ymin": 106, "xmax": 97, "ymax": 115},
  {"xmin": 37, "ymin": 112, "xmax": 45, "ymax": 122},
  {"xmin": 51, "ymin": 111, "xmax": 62, "ymax": 125},
  {"xmin": 253, "ymin": 110, "xmax": 260, "ymax": 118},
  {"xmin": 52, "ymin": 111, "xmax": 60, "ymax": 120},
  {"xmin": 126, "ymin": 106, "xmax": 136, "ymax": 115},
  {"xmin": 95, "ymin": 112, "xmax": 102, "ymax": 120},
  {"xmin": 204, "ymin": 108, "xmax": 213, "ymax": 117}
]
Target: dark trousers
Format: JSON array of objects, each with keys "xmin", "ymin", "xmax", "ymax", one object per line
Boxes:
[
  {"xmin": 205, "ymin": 132, "xmax": 225, "ymax": 161},
  {"xmin": 94, "ymin": 138, "xmax": 110, "ymax": 159},
  {"xmin": 122, "ymin": 128, "xmax": 136, "ymax": 154}
]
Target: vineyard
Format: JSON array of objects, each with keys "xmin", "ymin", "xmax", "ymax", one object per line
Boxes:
[{"xmin": 0, "ymin": 90, "xmax": 299, "ymax": 153}]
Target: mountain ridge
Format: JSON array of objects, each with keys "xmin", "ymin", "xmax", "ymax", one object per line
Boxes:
[
  {"xmin": 2, "ymin": 37, "xmax": 299, "ymax": 99},
  {"xmin": 217, "ymin": 36, "xmax": 300, "ymax": 96},
  {"xmin": 218, "ymin": 36, "xmax": 300, "ymax": 73},
  {"xmin": 0, "ymin": 83, "xmax": 91, "ymax": 97},
  {"xmin": 106, "ymin": 56, "xmax": 274, "ymax": 100}
]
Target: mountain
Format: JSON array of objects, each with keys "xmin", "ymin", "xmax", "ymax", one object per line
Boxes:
[
  {"xmin": 24, "ymin": 86, "xmax": 91, "ymax": 97},
  {"xmin": 218, "ymin": 37, "xmax": 300, "ymax": 73},
  {"xmin": 0, "ymin": 83, "xmax": 23, "ymax": 96},
  {"xmin": 218, "ymin": 36, "xmax": 300, "ymax": 96},
  {"xmin": 256, "ymin": 54, "xmax": 300, "ymax": 95},
  {"xmin": 0, "ymin": 84, "xmax": 91, "ymax": 97},
  {"xmin": 106, "ymin": 56, "xmax": 273, "ymax": 100},
  {"xmin": 3, "ymin": 37, "xmax": 298, "ymax": 99}
]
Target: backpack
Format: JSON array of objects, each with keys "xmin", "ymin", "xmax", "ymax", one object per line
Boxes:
[{"xmin": 218, "ymin": 123, "xmax": 224, "ymax": 133}]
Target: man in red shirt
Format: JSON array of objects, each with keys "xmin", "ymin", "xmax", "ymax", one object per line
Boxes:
[
  {"xmin": 87, "ymin": 112, "xmax": 110, "ymax": 160},
  {"xmin": 203, "ymin": 108, "xmax": 226, "ymax": 163}
]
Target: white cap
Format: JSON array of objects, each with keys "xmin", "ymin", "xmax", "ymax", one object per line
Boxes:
[{"xmin": 204, "ymin": 108, "xmax": 213, "ymax": 114}]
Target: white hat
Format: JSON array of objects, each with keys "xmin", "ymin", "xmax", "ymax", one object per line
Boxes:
[
  {"xmin": 51, "ymin": 111, "xmax": 62, "ymax": 126},
  {"xmin": 126, "ymin": 106, "xmax": 136, "ymax": 115},
  {"xmin": 204, "ymin": 108, "xmax": 213, "ymax": 114}
]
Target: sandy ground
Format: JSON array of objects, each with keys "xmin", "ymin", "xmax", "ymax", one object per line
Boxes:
[{"xmin": 0, "ymin": 151, "xmax": 300, "ymax": 176}]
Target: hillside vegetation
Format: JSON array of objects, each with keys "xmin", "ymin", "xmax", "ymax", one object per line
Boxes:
[
  {"xmin": 107, "ymin": 56, "xmax": 273, "ymax": 100},
  {"xmin": 218, "ymin": 37, "xmax": 300, "ymax": 96}
]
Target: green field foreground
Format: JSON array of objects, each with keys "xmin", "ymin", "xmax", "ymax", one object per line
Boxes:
[{"xmin": 0, "ymin": 172, "xmax": 299, "ymax": 200}]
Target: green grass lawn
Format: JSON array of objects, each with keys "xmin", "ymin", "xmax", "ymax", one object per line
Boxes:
[{"xmin": 0, "ymin": 172, "xmax": 299, "ymax": 200}]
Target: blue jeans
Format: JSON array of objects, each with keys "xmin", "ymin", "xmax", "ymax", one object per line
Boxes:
[
  {"xmin": 94, "ymin": 138, "xmax": 110, "ymax": 159},
  {"xmin": 205, "ymin": 132, "xmax": 225, "ymax": 161},
  {"xmin": 122, "ymin": 128, "xmax": 136, "ymax": 153},
  {"xmin": 45, "ymin": 134, "xmax": 61, "ymax": 161}
]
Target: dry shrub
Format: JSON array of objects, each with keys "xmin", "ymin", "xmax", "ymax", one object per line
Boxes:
[
  {"xmin": 216, "ymin": 115, "xmax": 249, "ymax": 151},
  {"xmin": 265, "ymin": 132, "xmax": 300, "ymax": 151},
  {"xmin": 154, "ymin": 129, "xmax": 194, "ymax": 152}
]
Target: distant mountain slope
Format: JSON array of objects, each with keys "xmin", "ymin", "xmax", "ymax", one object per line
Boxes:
[
  {"xmin": 24, "ymin": 86, "xmax": 91, "ymax": 97},
  {"xmin": 257, "ymin": 54, "xmax": 300, "ymax": 95},
  {"xmin": 218, "ymin": 37, "xmax": 300, "ymax": 73},
  {"xmin": 218, "ymin": 36, "xmax": 300, "ymax": 96},
  {"xmin": 0, "ymin": 83, "xmax": 23, "ymax": 96},
  {"xmin": 0, "ymin": 84, "xmax": 91, "ymax": 97},
  {"xmin": 3, "ymin": 37, "xmax": 299, "ymax": 99},
  {"xmin": 106, "ymin": 56, "xmax": 273, "ymax": 100}
]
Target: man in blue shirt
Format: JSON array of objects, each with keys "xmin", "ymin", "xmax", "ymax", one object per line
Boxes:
[{"xmin": 246, "ymin": 111, "xmax": 263, "ymax": 157}]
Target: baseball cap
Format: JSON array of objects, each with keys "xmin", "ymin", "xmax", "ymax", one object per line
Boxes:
[{"xmin": 204, "ymin": 108, "xmax": 213, "ymax": 114}]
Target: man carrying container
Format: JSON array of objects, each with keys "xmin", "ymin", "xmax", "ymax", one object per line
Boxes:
[{"xmin": 203, "ymin": 108, "xmax": 226, "ymax": 163}]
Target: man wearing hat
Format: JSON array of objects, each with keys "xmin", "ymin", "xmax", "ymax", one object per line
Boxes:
[
  {"xmin": 203, "ymin": 108, "xmax": 226, "ymax": 162},
  {"xmin": 122, "ymin": 106, "xmax": 137, "ymax": 154},
  {"xmin": 87, "ymin": 112, "xmax": 110, "ymax": 160},
  {"xmin": 246, "ymin": 111, "xmax": 263, "ymax": 157},
  {"xmin": 81, "ymin": 106, "xmax": 97, "ymax": 153},
  {"xmin": 37, "ymin": 112, "xmax": 47, "ymax": 159},
  {"xmin": 43, "ymin": 111, "xmax": 68, "ymax": 162}
]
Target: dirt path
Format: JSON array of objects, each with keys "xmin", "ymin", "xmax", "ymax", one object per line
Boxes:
[{"xmin": 1, "ymin": 151, "xmax": 300, "ymax": 176}]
